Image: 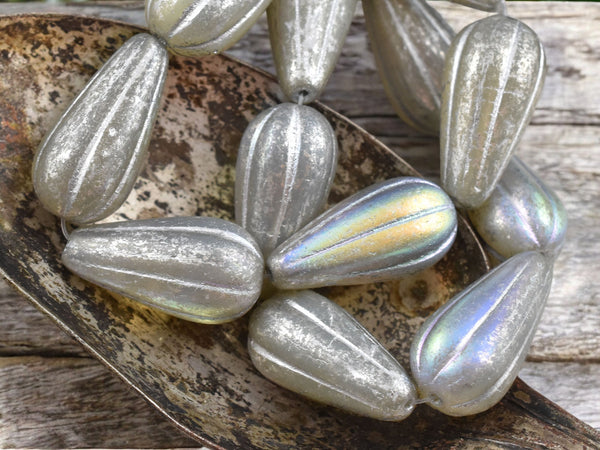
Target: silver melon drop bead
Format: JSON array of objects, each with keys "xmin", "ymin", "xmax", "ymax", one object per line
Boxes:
[
  {"xmin": 267, "ymin": 0, "xmax": 358, "ymax": 103},
  {"xmin": 62, "ymin": 217, "xmax": 264, "ymax": 324},
  {"xmin": 248, "ymin": 290, "xmax": 417, "ymax": 421},
  {"xmin": 268, "ymin": 177, "xmax": 457, "ymax": 289},
  {"xmin": 410, "ymin": 251, "xmax": 553, "ymax": 416},
  {"xmin": 235, "ymin": 103, "xmax": 338, "ymax": 256},
  {"xmin": 363, "ymin": 0, "xmax": 455, "ymax": 135},
  {"xmin": 468, "ymin": 157, "xmax": 568, "ymax": 260},
  {"xmin": 33, "ymin": 33, "xmax": 168, "ymax": 225},
  {"xmin": 146, "ymin": 0, "xmax": 272, "ymax": 57},
  {"xmin": 440, "ymin": 15, "xmax": 547, "ymax": 208}
]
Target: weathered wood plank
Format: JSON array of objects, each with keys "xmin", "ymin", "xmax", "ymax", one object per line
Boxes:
[
  {"xmin": 2, "ymin": 2, "xmax": 599, "ymax": 126},
  {"xmin": 0, "ymin": 356, "xmax": 199, "ymax": 448},
  {"xmin": 6, "ymin": 281, "xmax": 599, "ymax": 445},
  {"xmin": 521, "ymin": 361, "xmax": 600, "ymax": 430},
  {"xmin": 0, "ymin": 2, "xmax": 147, "ymax": 27},
  {"xmin": 0, "ymin": 1, "xmax": 599, "ymax": 447},
  {"xmin": 0, "ymin": 283, "xmax": 85, "ymax": 357},
  {"xmin": 516, "ymin": 124, "xmax": 600, "ymax": 362},
  {"xmin": 0, "ymin": 355, "xmax": 598, "ymax": 448},
  {"xmin": 3, "ymin": 1, "xmax": 598, "ymax": 363}
]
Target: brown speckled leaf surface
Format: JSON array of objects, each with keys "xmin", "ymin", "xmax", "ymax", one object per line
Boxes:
[{"xmin": 0, "ymin": 15, "xmax": 598, "ymax": 449}]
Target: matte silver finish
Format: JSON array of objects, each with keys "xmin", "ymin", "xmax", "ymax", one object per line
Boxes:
[
  {"xmin": 440, "ymin": 15, "xmax": 547, "ymax": 209},
  {"xmin": 268, "ymin": 177, "xmax": 457, "ymax": 289},
  {"xmin": 248, "ymin": 290, "xmax": 417, "ymax": 420},
  {"xmin": 445, "ymin": 0, "xmax": 505, "ymax": 13},
  {"xmin": 62, "ymin": 217, "xmax": 264, "ymax": 324},
  {"xmin": 363, "ymin": 0, "xmax": 454, "ymax": 135},
  {"xmin": 235, "ymin": 103, "xmax": 338, "ymax": 256},
  {"xmin": 32, "ymin": 33, "xmax": 168, "ymax": 224},
  {"xmin": 146, "ymin": 0, "xmax": 272, "ymax": 57},
  {"xmin": 469, "ymin": 157, "xmax": 568, "ymax": 260},
  {"xmin": 410, "ymin": 251, "xmax": 553, "ymax": 416},
  {"xmin": 267, "ymin": 0, "xmax": 358, "ymax": 103}
]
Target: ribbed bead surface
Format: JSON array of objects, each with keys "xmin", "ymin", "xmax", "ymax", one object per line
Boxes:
[
  {"xmin": 235, "ymin": 103, "xmax": 338, "ymax": 256},
  {"xmin": 267, "ymin": 0, "xmax": 358, "ymax": 103},
  {"xmin": 249, "ymin": 290, "xmax": 417, "ymax": 420},
  {"xmin": 146, "ymin": 0, "xmax": 272, "ymax": 56},
  {"xmin": 62, "ymin": 217, "xmax": 264, "ymax": 324},
  {"xmin": 440, "ymin": 15, "xmax": 546, "ymax": 208},
  {"xmin": 268, "ymin": 177, "xmax": 457, "ymax": 289},
  {"xmin": 363, "ymin": 0, "xmax": 454, "ymax": 135},
  {"xmin": 469, "ymin": 157, "xmax": 567, "ymax": 260},
  {"xmin": 32, "ymin": 33, "xmax": 168, "ymax": 224},
  {"xmin": 410, "ymin": 251, "xmax": 553, "ymax": 416}
]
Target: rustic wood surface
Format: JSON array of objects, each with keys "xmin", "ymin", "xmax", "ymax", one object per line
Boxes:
[{"xmin": 0, "ymin": 1, "xmax": 599, "ymax": 448}]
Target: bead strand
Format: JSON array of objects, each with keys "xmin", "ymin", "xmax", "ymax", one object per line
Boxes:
[{"xmin": 29, "ymin": 0, "xmax": 568, "ymax": 431}]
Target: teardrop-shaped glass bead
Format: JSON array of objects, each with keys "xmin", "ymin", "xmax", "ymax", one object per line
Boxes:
[
  {"xmin": 249, "ymin": 290, "xmax": 417, "ymax": 420},
  {"xmin": 468, "ymin": 157, "xmax": 568, "ymax": 260},
  {"xmin": 32, "ymin": 33, "xmax": 168, "ymax": 225},
  {"xmin": 267, "ymin": 0, "xmax": 358, "ymax": 103},
  {"xmin": 363, "ymin": 0, "xmax": 454, "ymax": 135},
  {"xmin": 410, "ymin": 251, "xmax": 553, "ymax": 416},
  {"xmin": 235, "ymin": 103, "xmax": 338, "ymax": 256},
  {"xmin": 445, "ymin": 0, "xmax": 505, "ymax": 13},
  {"xmin": 62, "ymin": 217, "xmax": 264, "ymax": 324},
  {"xmin": 146, "ymin": 0, "xmax": 272, "ymax": 57},
  {"xmin": 268, "ymin": 177, "xmax": 457, "ymax": 289},
  {"xmin": 440, "ymin": 15, "xmax": 546, "ymax": 208}
]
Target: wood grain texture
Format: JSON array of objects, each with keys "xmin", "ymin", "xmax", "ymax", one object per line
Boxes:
[
  {"xmin": 520, "ymin": 361, "xmax": 600, "ymax": 431},
  {"xmin": 0, "ymin": 1, "xmax": 599, "ymax": 447},
  {"xmin": 0, "ymin": 356, "xmax": 198, "ymax": 448},
  {"xmin": 0, "ymin": 283, "xmax": 84, "ymax": 357}
]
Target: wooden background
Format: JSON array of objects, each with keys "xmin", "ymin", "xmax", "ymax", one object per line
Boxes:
[{"xmin": 1, "ymin": 1, "xmax": 599, "ymax": 447}]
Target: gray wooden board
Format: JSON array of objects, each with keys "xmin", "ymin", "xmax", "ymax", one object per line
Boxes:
[{"xmin": 0, "ymin": 1, "xmax": 598, "ymax": 447}]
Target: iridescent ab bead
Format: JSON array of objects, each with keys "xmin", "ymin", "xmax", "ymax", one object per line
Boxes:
[
  {"xmin": 268, "ymin": 177, "xmax": 457, "ymax": 289},
  {"xmin": 410, "ymin": 251, "xmax": 553, "ymax": 416},
  {"xmin": 468, "ymin": 157, "xmax": 568, "ymax": 260}
]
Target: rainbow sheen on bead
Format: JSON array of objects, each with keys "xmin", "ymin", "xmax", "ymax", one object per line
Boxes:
[
  {"xmin": 248, "ymin": 290, "xmax": 417, "ymax": 420},
  {"xmin": 410, "ymin": 251, "xmax": 553, "ymax": 416},
  {"xmin": 468, "ymin": 157, "xmax": 567, "ymax": 260},
  {"xmin": 268, "ymin": 177, "xmax": 457, "ymax": 289}
]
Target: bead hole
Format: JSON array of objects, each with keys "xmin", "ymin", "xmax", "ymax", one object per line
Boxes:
[
  {"xmin": 296, "ymin": 90, "xmax": 310, "ymax": 105},
  {"xmin": 428, "ymin": 394, "xmax": 443, "ymax": 407},
  {"xmin": 264, "ymin": 265, "xmax": 273, "ymax": 281}
]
